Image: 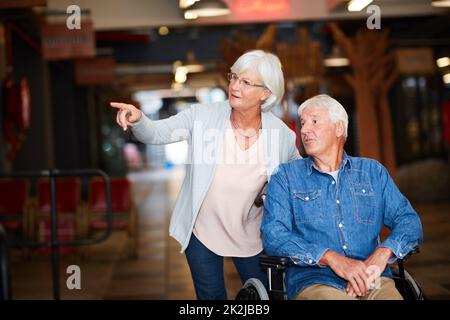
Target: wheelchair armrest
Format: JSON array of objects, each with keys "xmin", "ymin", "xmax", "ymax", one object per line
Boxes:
[
  {"xmin": 259, "ymin": 255, "xmax": 290, "ymax": 271},
  {"xmin": 395, "ymin": 247, "xmax": 420, "ymax": 281}
]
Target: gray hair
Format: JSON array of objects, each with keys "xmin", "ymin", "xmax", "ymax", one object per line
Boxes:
[
  {"xmin": 230, "ymin": 50, "xmax": 284, "ymax": 112},
  {"xmin": 298, "ymin": 94, "xmax": 349, "ymax": 138}
]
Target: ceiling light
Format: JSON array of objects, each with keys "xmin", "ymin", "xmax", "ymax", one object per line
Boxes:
[
  {"xmin": 184, "ymin": 0, "xmax": 231, "ymax": 18},
  {"xmin": 431, "ymin": 0, "xmax": 450, "ymax": 7},
  {"xmin": 347, "ymin": 0, "xmax": 373, "ymax": 12},
  {"xmin": 437, "ymin": 57, "xmax": 450, "ymax": 68},
  {"xmin": 184, "ymin": 11, "xmax": 198, "ymax": 19},
  {"xmin": 179, "ymin": 0, "xmax": 200, "ymax": 9},
  {"xmin": 175, "ymin": 69, "xmax": 187, "ymax": 83},
  {"xmin": 184, "ymin": 64, "xmax": 205, "ymax": 73},
  {"xmin": 172, "ymin": 82, "xmax": 184, "ymax": 91},
  {"xmin": 158, "ymin": 26, "xmax": 169, "ymax": 36},
  {"xmin": 444, "ymin": 73, "xmax": 450, "ymax": 85},
  {"xmin": 324, "ymin": 45, "xmax": 350, "ymax": 67},
  {"xmin": 324, "ymin": 57, "xmax": 350, "ymax": 67}
]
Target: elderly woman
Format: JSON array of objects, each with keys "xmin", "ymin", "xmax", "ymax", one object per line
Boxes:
[{"xmin": 111, "ymin": 50, "xmax": 300, "ymax": 300}]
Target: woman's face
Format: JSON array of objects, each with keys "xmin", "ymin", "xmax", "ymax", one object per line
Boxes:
[{"xmin": 228, "ymin": 70, "xmax": 271, "ymax": 112}]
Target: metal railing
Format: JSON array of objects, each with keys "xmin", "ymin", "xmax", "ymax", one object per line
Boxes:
[{"xmin": 0, "ymin": 169, "xmax": 113, "ymax": 300}]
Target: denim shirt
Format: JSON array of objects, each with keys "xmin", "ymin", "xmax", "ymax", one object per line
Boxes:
[{"xmin": 261, "ymin": 153, "xmax": 423, "ymax": 299}]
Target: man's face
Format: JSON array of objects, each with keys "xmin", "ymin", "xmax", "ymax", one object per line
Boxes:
[{"xmin": 300, "ymin": 107, "xmax": 339, "ymax": 158}]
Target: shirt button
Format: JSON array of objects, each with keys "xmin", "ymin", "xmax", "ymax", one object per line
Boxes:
[
  {"xmin": 336, "ymin": 200, "xmax": 340, "ymax": 204},
  {"xmin": 338, "ymin": 223, "xmax": 343, "ymax": 228},
  {"xmin": 305, "ymin": 197, "xmax": 310, "ymax": 201},
  {"xmin": 362, "ymin": 189, "xmax": 366, "ymax": 193},
  {"xmin": 308, "ymin": 259, "xmax": 313, "ymax": 264},
  {"xmin": 343, "ymin": 245, "xmax": 347, "ymax": 250},
  {"xmin": 332, "ymin": 181, "xmax": 335, "ymax": 185},
  {"xmin": 399, "ymin": 253, "xmax": 403, "ymax": 257}
]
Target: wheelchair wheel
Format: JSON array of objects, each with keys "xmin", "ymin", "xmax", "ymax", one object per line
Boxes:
[
  {"xmin": 401, "ymin": 269, "xmax": 426, "ymax": 300},
  {"xmin": 235, "ymin": 278, "xmax": 269, "ymax": 300},
  {"xmin": 392, "ymin": 268, "xmax": 425, "ymax": 300}
]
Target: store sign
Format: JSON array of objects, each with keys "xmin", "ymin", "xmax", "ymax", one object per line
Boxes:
[
  {"xmin": 232, "ymin": 0, "xmax": 291, "ymax": 16},
  {"xmin": 75, "ymin": 57, "xmax": 115, "ymax": 85},
  {"xmin": 41, "ymin": 20, "xmax": 95, "ymax": 60},
  {"xmin": 396, "ymin": 48, "xmax": 435, "ymax": 75}
]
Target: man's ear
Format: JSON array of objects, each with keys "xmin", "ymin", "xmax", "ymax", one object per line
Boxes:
[{"xmin": 336, "ymin": 121, "xmax": 345, "ymax": 138}]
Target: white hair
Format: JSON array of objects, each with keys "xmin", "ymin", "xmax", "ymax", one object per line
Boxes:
[
  {"xmin": 298, "ymin": 94, "xmax": 349, "ymax": 138},
  {"xmin": 230, "ymin": 50, "xmax": 284, "ymax": 112}
]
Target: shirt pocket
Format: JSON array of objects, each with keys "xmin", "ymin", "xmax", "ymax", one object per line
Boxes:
[
  {"xmin": 350, "ymin": 183, "xmax": 376, "ymax": 224},
  {"xmin": 292, "ymin": 189, "xmax": 323, "ymax": 224}
]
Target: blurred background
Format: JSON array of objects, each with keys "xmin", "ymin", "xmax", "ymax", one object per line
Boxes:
[{"xmin": 0, "ymin": 0, "xmax": 449, "ymax": 300}]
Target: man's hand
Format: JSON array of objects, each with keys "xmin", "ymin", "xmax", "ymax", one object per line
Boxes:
[
  {"xmin": 320, "ymin": 250, "xmax": 370, "ymax": 297},
  {"xmin": 346, "ymin": 247, "xmax": 393, "ymax": 297}
]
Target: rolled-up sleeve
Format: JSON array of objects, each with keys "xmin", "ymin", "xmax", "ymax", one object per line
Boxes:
[
  {"xmin": 261, "ymin": 165, "xmax": 329, "ymax": 267},
  {"xmin": 377, "ymin": 163, "xmax": 423, "ymax": 263}
]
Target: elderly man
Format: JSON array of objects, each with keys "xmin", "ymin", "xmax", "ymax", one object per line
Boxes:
[{"xmin": 261, "ymin": 94, "xmax": 423, "ymax": 300}]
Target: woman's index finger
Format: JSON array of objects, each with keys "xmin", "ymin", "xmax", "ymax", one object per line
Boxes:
[{"xmin": 110, "ymin": 102, "xmax": 132, "ymax": 110}]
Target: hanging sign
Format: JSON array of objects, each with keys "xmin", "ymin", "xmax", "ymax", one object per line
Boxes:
[{"xmin": 41, "ymin": 20, "xmax": 95, "ymax": 60}]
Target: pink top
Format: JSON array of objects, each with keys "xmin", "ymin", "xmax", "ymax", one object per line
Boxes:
[{"xmin": 193, "ymin": 121, "xmax": 268, "ymax": 257}]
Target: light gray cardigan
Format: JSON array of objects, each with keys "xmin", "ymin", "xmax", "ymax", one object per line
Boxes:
[{"xmin": 131, "ymin": 100, "xmax": 300, "ymax": 252}]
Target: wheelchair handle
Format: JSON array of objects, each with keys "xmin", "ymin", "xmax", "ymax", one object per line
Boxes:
[
  {"xmin": 401, "ymin": 247, "xmax": 420, "ymax": 260},
  {"xmin": 259, "ymin": 255, "xmax": 290, "ymax": 271}
]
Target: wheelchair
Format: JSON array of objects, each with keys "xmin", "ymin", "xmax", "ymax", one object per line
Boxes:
[{"xmin": 236, "ymin": 188, "xmax": 426, "ymax": 301}]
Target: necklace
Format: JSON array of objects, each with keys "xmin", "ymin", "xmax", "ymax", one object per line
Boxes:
[{"xmin": 230, "ymin": 113, "xmax": 262, "ymax": 138}]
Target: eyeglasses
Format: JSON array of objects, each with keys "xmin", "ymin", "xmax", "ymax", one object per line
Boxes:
[{"xmin": 227, "ymin": 72, "xmax": 267, "ymax": 89}]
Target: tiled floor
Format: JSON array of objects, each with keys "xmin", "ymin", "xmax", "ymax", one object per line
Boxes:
[{"xmin": 7, "ymin": 166, "xmax": 450, "ymax": 299}]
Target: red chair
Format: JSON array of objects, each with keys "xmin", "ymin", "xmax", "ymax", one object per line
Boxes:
[
  {"xmin": 37, "ymin": 220, "xmax": 77, "ymax": 255},
  {"xmin": 85, "ymin": 177, "xmax": 138, "ymax": 258},
  {"xmin": 33, "ymin": 178, "xmax": 83, "ymax": 254},
  {"xmin": 0, "ymin": 179, "xmax": 30, "ymax": 240}
]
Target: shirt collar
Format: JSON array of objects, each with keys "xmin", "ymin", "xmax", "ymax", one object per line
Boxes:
[{"xmin": 306, "ymin": 151, "xmax": 351, "ymax": 176}]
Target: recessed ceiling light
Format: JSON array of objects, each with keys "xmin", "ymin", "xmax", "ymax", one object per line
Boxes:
[
  {"xmin": 158, "ymin": 26, "xmax": 169, "ymax": 36},
  {"xmin": 347, "ymin": 0, "xmax": 373, "ymax": 12},
  {"xmin": 324, "ymin": 57, "xmax": 350, "ymax": 67},
  {"xmin": 437, "ymin": 57, "xmax": 450, "ymax": 68},
  {"xmin": 431, "ymin": 0, "xmax": 450, "ymax": 7},
  {"xmin": 443, "ymin": 73, "xmax": 450, "ymax": 84},
  {"xmin": 184, "ymin": 0, "xmax": 231, "ymax": 18}
]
